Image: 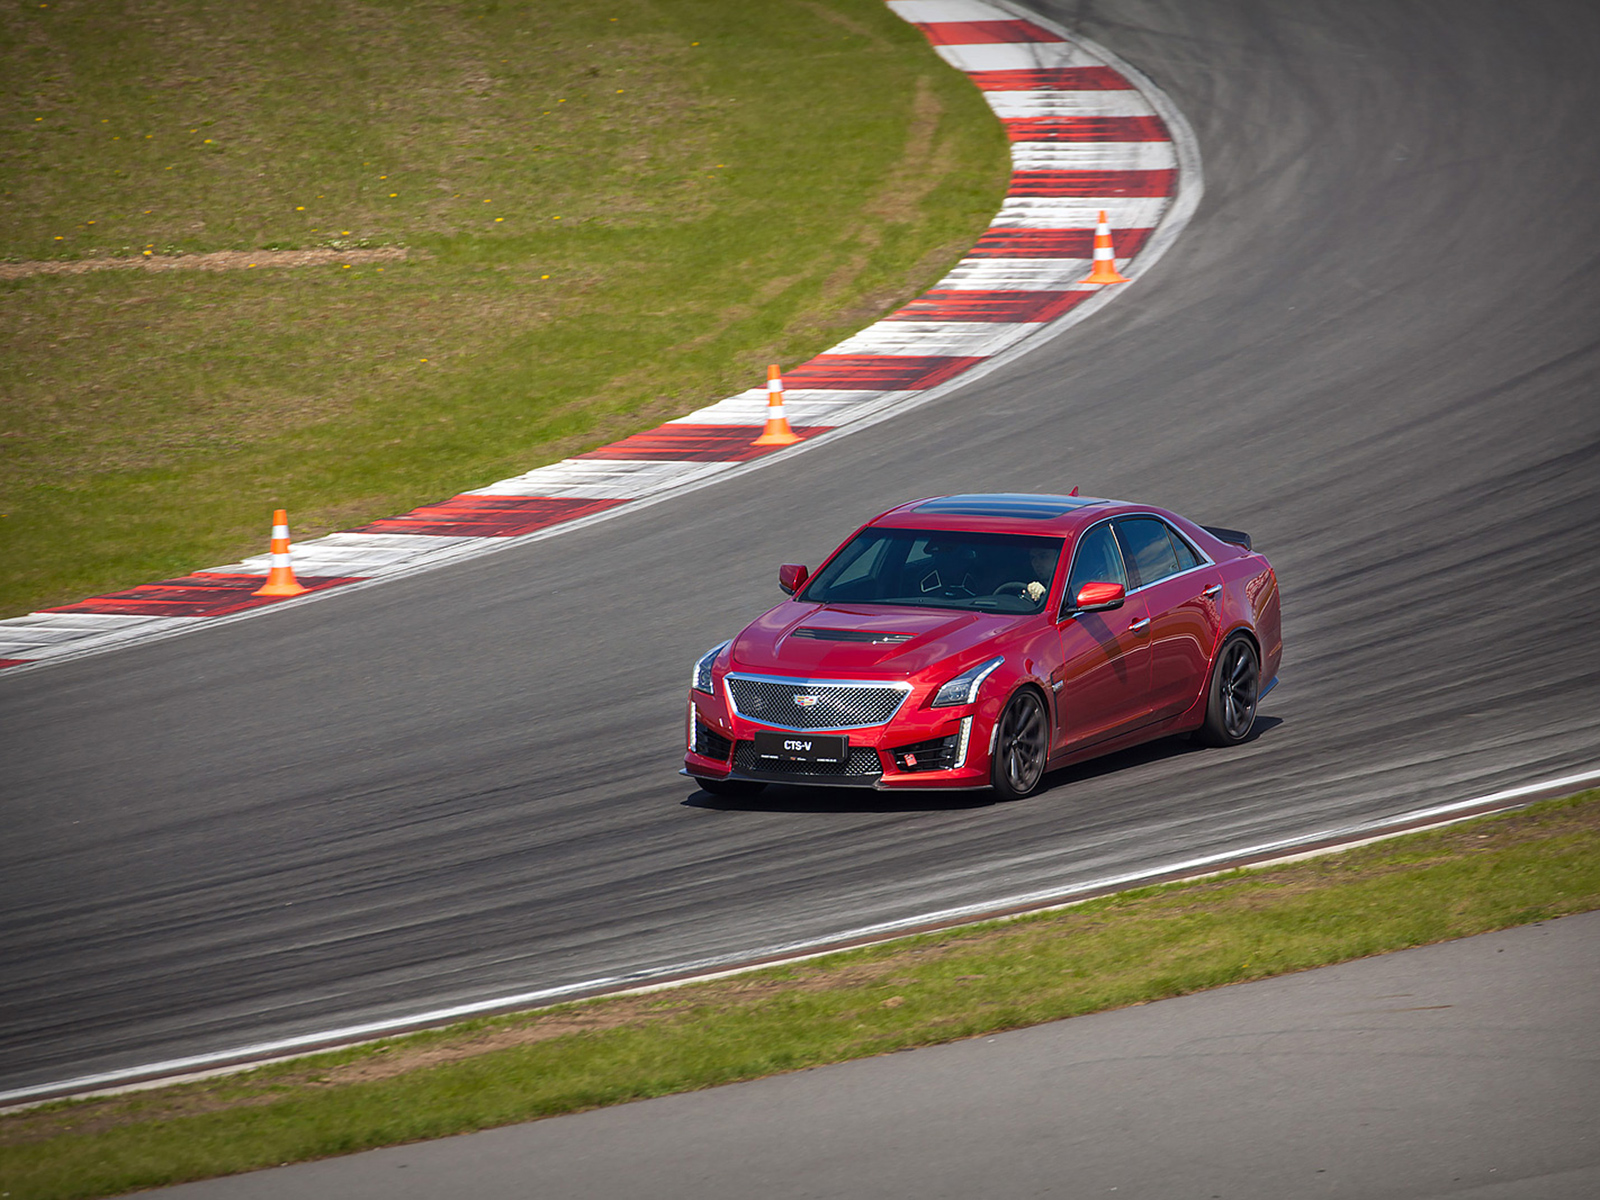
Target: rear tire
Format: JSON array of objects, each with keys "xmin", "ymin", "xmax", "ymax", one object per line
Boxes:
[
  {"xmin": 991, "ymin": 689, "xmax": 1049, "ymax": 800},
  {"xmin": 1196, "ymin": 635, "xmax": 1260, "ymax": 747},
  {"xmin": 695, "ymin": 778, "xmax": 767, "ymax": 798}
]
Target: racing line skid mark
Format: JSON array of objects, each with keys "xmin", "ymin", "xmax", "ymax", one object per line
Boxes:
[{"xmin": 0, "ymin": 0, "xmax": 1198, "ymax": 670}]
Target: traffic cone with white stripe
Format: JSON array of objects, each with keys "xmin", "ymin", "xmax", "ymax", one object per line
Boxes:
[
  {"xmin": 753, "ymin": 363, "xmax": 801, "ymax": 446},
  {"xmin": 252, "ymin": 508, "xmax": 309, "ymax": 597},
  {"xmin": 1079, "ymin": 210, "xmax": 1130, "ymax": 284}
]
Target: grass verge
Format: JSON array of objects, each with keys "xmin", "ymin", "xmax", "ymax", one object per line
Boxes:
[
  {"xmin": 0, "ymin": 0, "xmax": 1009, "ymax": 617},
  {"xmin": 4, "ymin": 790, "xmax": 1599, "ymax": 1199}
]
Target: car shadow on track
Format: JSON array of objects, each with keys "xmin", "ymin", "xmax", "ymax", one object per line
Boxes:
[
  {"xmin": 683, "ymin": 786, "xmax": 1001, "ymax": 814},
  {"xmin": 1033, "ymin": 715, "xmax": 1285, "ymax": 795},
  {"xmin": 684, "ymin": 716, "xmax": 1285, "ymax": 813}
]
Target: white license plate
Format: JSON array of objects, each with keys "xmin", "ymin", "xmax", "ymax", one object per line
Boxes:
[{"xmin": 752, "ymin": 731, "xmax": 847, "ymax": 763}]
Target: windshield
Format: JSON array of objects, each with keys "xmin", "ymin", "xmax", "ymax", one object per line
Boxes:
[{"xmin": 799, "ymin": 528, "xmax": 1064, "ymax": 614}]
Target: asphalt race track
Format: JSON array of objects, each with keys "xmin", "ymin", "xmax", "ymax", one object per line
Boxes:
[{"xmin": 3, "ymin": 0, "xmax": 1598, "ymax": 1097}]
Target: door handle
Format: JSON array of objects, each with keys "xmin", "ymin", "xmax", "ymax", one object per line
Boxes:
[
  {"xmin": 1128, "ymin": 617, "xmax": 1151, "ymax": 634},
  {"xmin": 1203, "ymin": 584, "xmax": 1222, "ymax": 599}
]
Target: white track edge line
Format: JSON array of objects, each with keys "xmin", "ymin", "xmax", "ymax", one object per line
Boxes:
[
  {"xmin": 0, "ymin": 1, "xmax": 1203, "ymax": 681},
  {"xmin": 5, "ymin": 765, "xmax": 1595, "ymax": 1109}
]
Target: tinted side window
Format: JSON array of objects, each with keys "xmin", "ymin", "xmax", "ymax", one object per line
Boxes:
[
  {"xmin": 1115, "ymin": 517, "xmax": 1180, "ymax": 589},
  {"xmin": 1169, "ymin": 525, "xmax": 1202, "ymax": 571},
  {"xmin": 1062, "ymin": 523, "xmax": 1128, "ymax": 615}
]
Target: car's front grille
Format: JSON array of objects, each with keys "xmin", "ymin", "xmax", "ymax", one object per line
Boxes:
[
  {"xmin": 725, "ymin": 675, "xmax": 908, "ymax": 731},
  {"xmin": 694, "ymin": 721, "xmax": 732, "ymax": 762},
  {"xmin": 891, "ymin": 733, "xmax": 959, "ymax": 773},
  {"xmin": 733, "ymin": 740, "xmax": 883, "ymax": 778}
]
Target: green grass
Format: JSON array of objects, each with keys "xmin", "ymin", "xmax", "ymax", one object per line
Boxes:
[
  {"xmin": 0, "ymin": 0, "xmax": 1010, "ymax": 616},
  {"xmin": 4, "ymin": 791, "xmax": 1599, "ymax": 1200}
]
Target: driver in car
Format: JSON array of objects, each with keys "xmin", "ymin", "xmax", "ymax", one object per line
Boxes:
[{"xmin": 1025, "ymin": 546, "xmax": 1059, "ymax": 602}]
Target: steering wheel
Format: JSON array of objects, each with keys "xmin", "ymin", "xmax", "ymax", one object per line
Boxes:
[{"xmin": 991, "ymin": 580, "xmax": 1029, "ymax": 597}]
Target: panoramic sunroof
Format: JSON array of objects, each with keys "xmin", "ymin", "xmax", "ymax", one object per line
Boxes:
[{"xmin": 913, "ymin": 493, "xmax": 1102, "ymax": 519}]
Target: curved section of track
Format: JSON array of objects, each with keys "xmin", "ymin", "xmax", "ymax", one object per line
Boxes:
[{"xmin": 2, "ymin": 0, "xmax": 1598, "ymax": 1098}]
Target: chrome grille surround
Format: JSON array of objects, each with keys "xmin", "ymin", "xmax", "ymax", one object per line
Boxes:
[{"xmin": 724, "ymin": 673, "xmax": 911, "ymax": 732}]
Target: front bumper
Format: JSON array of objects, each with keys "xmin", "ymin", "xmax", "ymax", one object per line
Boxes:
[{"xmin": 683, "ymin": 688, "xmax": 996, "ymax": 791}]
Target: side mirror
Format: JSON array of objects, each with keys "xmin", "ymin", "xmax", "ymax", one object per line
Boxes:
[
  {"xmin": 1073, "ymin": 580, "xmax": 1125, "ymax": 612},
  {"xmin": 778, "ymin": 564, "xmax": 810, "ymax": 595}
]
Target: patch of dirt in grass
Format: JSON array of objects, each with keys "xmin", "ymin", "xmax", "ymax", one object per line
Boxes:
[
  {"xmin": 804, "ymin": 76, "xmax": 978, "ymax": 333},
  {"xmin": 799, "ymin": 2, "xmax": 895, "ymax": 47},
  {"xmin": 868, "ymin": 79, "xmax": 956, "ymax": 226},
  {"xmin": 0, "ymin": 995, "xmax": 689, "ymax": 1145},
  {"xmin": 0, "ymin": 248, "xmax": 415, "ymax": 280}
]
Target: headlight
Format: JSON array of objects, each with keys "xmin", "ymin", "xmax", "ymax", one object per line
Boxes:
[
  {"xmin": 930, "ymin": 655, "xmax": 1004, "ymax": 708},
  {"xmin": 692, "ymin": 641, "xmax": 731, "ymax": 693}
]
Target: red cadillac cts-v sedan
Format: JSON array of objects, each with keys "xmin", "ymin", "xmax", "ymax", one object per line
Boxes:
[{"xmin": 684, "ymin": 493, "xmax": 1281, "ymax": 799}]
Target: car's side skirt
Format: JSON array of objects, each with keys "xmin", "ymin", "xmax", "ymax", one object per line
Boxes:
[{"xmin": 1046, "ymin": 711, "xmax": 1203, "ymax": 773}]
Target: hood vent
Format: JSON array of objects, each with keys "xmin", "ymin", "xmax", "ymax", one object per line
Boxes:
[{"xmin": 792, "ymin": 627, "xmax": 913, "ymax": 645}]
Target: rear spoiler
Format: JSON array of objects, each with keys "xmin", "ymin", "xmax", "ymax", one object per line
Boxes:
[{"xmin": 1201, "ymin": 525, "xmax": 1252, "ymax": 552}]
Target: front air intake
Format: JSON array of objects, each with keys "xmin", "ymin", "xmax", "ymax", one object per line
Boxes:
[{"xmin": 694, "ymin": 722, "xmax": 733, "ymax": 761}]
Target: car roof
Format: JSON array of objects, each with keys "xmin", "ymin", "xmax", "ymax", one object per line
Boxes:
[{"xmin": 870, "ymin": 493, "xmax": 1147, "ymax": 536}]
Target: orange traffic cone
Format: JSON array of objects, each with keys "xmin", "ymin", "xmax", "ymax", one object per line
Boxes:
[
  {"xmin": 752, "ymin": 363, "xmax": 801, "ymax": 446},
  {"xmin": 1079, "ymin": 210, "xmax": 1130, "ymax": 284},
  {"xmin": 252, "ymin": 509, "xmax": 309, "ymax": 597}
]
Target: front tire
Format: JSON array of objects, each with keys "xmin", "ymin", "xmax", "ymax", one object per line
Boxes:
[
  {"xmin": 1196, "ymin": 635, "xmax": 1260, "ymax": 747},
  {"xmin": 991, "ymin": 689, "xmax": 1049, "ymax": 800}
]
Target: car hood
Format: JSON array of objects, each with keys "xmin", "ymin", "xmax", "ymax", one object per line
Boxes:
[{"xmin": 728, "ymin": 602, "xmax": 1032, "ymax": 679}]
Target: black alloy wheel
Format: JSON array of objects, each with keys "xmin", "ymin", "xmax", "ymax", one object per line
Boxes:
[
  {"xmin": 1197, "ymin": 635, "xmax": 1260, "ymax": 747},
  {"xmin": 991, "ymin": 688, "xmax": 1049, "ymax": 800}
]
